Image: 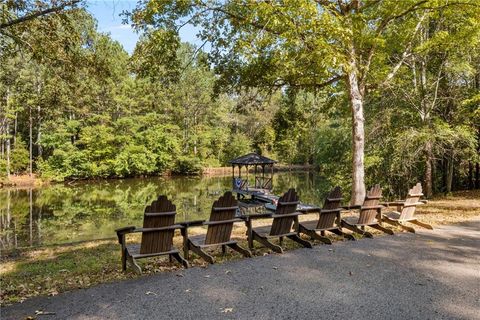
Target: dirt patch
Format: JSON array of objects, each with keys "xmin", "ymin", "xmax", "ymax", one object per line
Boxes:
[{"xmin": 0, "ymin": 174, "xmax": 48, "ymax": 189}]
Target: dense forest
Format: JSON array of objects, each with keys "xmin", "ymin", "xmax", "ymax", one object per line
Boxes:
[{"xmin": 0, "ymin": 0, "xmax": 479, "ymax": 199}]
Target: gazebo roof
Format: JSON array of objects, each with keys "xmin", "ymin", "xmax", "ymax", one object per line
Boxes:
[{"xmin": 229, "ymin": 153, "xmax": 277, "ymax": 166}]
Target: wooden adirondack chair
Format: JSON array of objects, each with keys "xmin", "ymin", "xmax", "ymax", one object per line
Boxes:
[
  {"xmin": 298, "ymin": 186, "xmax": 355, "ymax": 244},
  {"xmin": 115, "ymin": 195, "xmax": 189, "ymax": 274},
  {"xmin": 245, "ymin": 188, "xmax": 312, "ymax": 253},
  {"xmin": 341, "ymin": 185, "xmax": 394, "ymax": 238},
  {"xmin": 182, "ymin": 192, "xmax": 251, "ymax": 264},
  {"xmin": 381, "ymin": 183, "xmax": 432, "ymax": 233}
]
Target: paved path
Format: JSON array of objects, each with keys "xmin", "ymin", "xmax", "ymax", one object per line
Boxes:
[{"xmin": 2, "ymin": 219, "xmax": 480, "ymax": 320}]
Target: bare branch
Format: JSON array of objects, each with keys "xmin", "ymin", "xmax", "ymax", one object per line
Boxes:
[
  {"xmin": 270, "ymin": 74, "xmax": 343, "ymax": 89},
  {"xmin": 380, "ymin": 13, "xmax": 426, "ymax": 87},
  {"xmin": 0, "ymin": 0, "xmax": 81, "ymax": 29}
]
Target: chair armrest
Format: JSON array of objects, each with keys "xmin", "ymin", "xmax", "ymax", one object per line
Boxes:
[
  {"xmin": 403, "ymin": 202, "xmax": 424, "ymax": 208},
  {"xmin": 271, "ymin": 212, "xmax": 302, "ymax": 219},
  {"xmin": 243, "ymin": 213, "xmax": 273, "ymax": 220},
  {"xmin": 135, "ymin": 225, "xmax": 184, "ymax": 233},
  {"xmin": 115, "ymin": 226, "xmax": 136, "ymax": 244},
  {"xmin": 180, "ymin": 220, "xmax": 206, "ymax": 227},
  {"xmin": 204, "ymin": 218, "xmax": 244, "ymax": 226},
  {"xmin": 342, "ymin": 205, "xmax": 361, "ymax": 210},
  {"xmin": 361, "ymin": 205, "xmax": 385, "ymax": 210},
  {"xmin": 319, "ymin": 208, "xmax": 341, "ymax": 214},
  {"xmin": 380, "ymin": 201, "xmax": 405, "ymax": 207},
  {"xmin": 115, "ymin": 226, "xmax": 136, "ymax": 234}
]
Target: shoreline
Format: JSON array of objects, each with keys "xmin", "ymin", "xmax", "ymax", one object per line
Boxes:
[
  {"xmin": 0, "ymin": 174, "xmax": 47, "ymax": 189},
  {"xmin": 0, "ymin": 164, "xmax": 317, "ymax": 189}
]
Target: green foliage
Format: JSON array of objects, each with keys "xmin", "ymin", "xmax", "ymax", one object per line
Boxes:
[
  {"xmin": 0, "ymin": 159, "xmax": 7, "ymax": 178},
  {"xmin": 114, "ymin": 145, "xmax": 157, "ymax": 177},
  {"xmin": 314, "ymin": 119, "xmax": 351, "ymax": 190},
  {"xmin": 173, "ymin": 156, "xmax": 202, "ymax": 175},
  {"xmin": 222, "ymin": 133, "xmax": 252, "ymax": 165},
  {"xmin": 10, "ymin": 137, "xmax": 30, "ymax": 174},
  {"xmin": 1, "ymin": 0, "xmax": 478, "ymax": 197}
]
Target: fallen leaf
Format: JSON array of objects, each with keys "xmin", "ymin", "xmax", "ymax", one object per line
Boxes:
[
  {"xmin": 221, "ymin": 308, "xmax": 233, "ymax": 313},
  {"xmin": 349, "ymin": 271, "xmax": 353, "ymax": 276},
  {"xmin": 35, "ymin": 310, "xmax": 56, "ymax": 315},
  {"xmin": 176, "ymin": 274, "xmax": 184, "ymax": 277},
  {"xmin": 185, "ymin": 289, "xmax": 191, "ymax": 293},
  {"xmin": 204, "ymin": 275, "xmax": 211, "ymax": 278},
  {"xmin": 145, "ymin": 291, "xmax": 157, "ymax": 296},
  {"xmin": 272, "ymin": 266, "xmax": 278, "ymax": 270},
  {"xmin": 225, "ymin": 270, "xmax": 231, "ymax": 274},
  {"xmin": 48, "ymin": 290, "xmax": 58, "ymax": 297}
]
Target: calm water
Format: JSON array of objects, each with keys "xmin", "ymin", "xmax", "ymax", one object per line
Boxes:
[{"xmin": 0, "ymin": 172, "xmax": 336, "ymax": 249}]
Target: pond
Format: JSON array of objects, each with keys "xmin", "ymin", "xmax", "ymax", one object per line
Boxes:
[{"xmin": 0, "ymin": 172, "xmax": 337, "ymax": 249}]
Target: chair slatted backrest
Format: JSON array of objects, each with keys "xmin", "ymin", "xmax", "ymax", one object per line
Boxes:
[
  {"xmin": 316, "ymin": 186, "xmax": 343, "ymax": 229},
  {"xmin": 205, "ymin": 192, "xmax": 238, "ymax": 245},
  {"xmin": 357, "ymin": 185, "xmax": 382, "ymax": 225},
  {"xmin": 270, "ymin": 189, "xmax": 299, "ymax": 236},
  {"xmin": 399, "ymin": 183, "xmax": 423, "ymax": 220},
  {"xmin": 140, "ymin": 195, "xmax": 176, "ymax": 254}
]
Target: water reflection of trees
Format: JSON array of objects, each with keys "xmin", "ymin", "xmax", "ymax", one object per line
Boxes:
[{"xmin": 0, "ymin": 173, "xmax": 333, "ymax": 249}]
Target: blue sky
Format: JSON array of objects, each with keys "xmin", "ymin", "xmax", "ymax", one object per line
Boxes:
[{"xmin": 85, "ymin": 0, "xmax": 202, "ymax": 54}]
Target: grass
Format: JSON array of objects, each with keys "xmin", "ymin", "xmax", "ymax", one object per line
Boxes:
[{"xmin": 1, "ymin": 189, "xmax": 479, "ymax": 305}]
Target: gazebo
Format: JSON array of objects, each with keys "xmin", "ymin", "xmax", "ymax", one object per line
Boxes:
[{"xmin": 229, "ymin": 153, "xmax": 277, "ymax": 194}]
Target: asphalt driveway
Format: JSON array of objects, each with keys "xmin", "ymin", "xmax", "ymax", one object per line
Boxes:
[{"xmin": 2, "ymin": 219, "xmax": 479, "ymax": 320}]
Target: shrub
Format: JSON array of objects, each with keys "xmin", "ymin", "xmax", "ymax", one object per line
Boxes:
[
  {"xmin": 114, "ymin": 145, "xmax": 158, "ymax": 177},
  {"xmin": 173, "ymin": 156, "xmax": 202, "ymax": 175},
  {"xmin": 10, "ymin": 137, "xmax": 30, "ymax": 174}
]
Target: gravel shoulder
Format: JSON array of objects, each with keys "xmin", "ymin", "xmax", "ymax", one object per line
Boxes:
[{"xmin": 2, "ymin": 218, "xmax": 479, "ymax": 320}]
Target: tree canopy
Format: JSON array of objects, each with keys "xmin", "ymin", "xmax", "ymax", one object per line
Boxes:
[{"xmin": 0, "ymin": 0, "xmax": 478, "ymax": 200}]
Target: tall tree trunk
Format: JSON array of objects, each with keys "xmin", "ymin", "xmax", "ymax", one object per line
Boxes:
[
  {"xmin": 346, "ymin": 54, "xmax": 366, "ymax": 205},
  {"xmin": 29, "ymin": 106, "xmax": 33, "ymax": 177},
  {"xmin": 37, "ymin": 105, "xmax": 42, "ymax": 158},
  {"xmin": 13, "ymin": 112, "xmax": 17, "ymax": 145},
  {"xmin": 36, "ymin": 80, "xmax": 42, "ymax": 158},
  {"xmin": 6, "ymin": 119, "xmax": 10, "ymax": 178},
  {"xmin": 468, "ymin": 161, "xmax": 474, "ymax": 189},
  {"xmin": 446, "ymin": 152, "xmax": 454, "ymax": 193},
  {"xmin": 424, "ymin": 140, "xmax": 433, "ymax": 197},
  {"xmin": 476, "ymin": 162, "xmax": 479, "ymax": 189}
]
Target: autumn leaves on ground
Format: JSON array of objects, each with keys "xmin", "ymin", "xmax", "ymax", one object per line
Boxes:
[{"xmin": 1, "ymin": 190, "xmax": 479, "ymax": 305}]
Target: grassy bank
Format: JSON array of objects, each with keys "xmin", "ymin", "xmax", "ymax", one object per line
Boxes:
[{"xmin": 1, "ymin": 190, "xmax": 479, "ymax": 305}]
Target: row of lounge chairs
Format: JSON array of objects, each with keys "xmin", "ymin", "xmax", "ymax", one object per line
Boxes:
[{"xmin": 116, "ymin": 183, "xmax": 432, "ymax": 273}]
